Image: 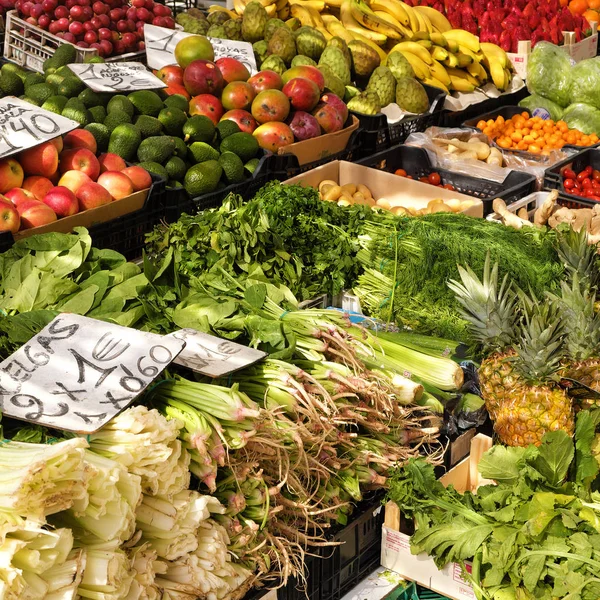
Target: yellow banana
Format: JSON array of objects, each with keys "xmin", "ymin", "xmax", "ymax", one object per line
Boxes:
[
  {"xmin": 417, "ymin": 39, "xmax": 433, "ymax": 49},
  {"xmin": 398, "ymin": 50, "xmax": 430, "ymax": 79},
  {"xmin": 275, "ymin": 0, "xmax": 287, "ymax": 9},
  {"xmin": 430, "ymin": 45, "xmax": 448, "ymax": 61},
  {"xmin": 423, "ymin": 76, "xmax": 449, "ymax": 93},
  {"xmin": 389, "ymin": 41, "xmax": 432, "ymax": 64},
  {"xmin": 441, "ymin": 53, "xmax": 458, "ymax": 68},
  {"xmin": 413, "ymin": 5, "xmax": 451, "ymax": 32},
  {"xmin": 447, "ymin": 72, "xmax": 476, "ymax": 92},
  {"xmin": 445, "ymin": 38, "xmax": 459, "ymax": 52},
  {"xmin": 446, "ymin": 66, "xmax": 478, "ymax": 86},
  {"xmin": 340, "ymin": 0, "xmax": 388, "ymax": 43},
  {"xmin": 290, "ymin": 3, "xmax": 315, "ymax": 25},
  {"xmin": 458, "ymin": 45, "xmax": 483, "ymax": 62},
  {"xmin": 324, "ymin": 0, "xmax": 344, "ymax": 6},
  {"xmin": 455, "ymin": 52, "xmax": 473, "ymax": 67},
  {"xmin": 398, "ymin": 0, "xmax": 419, "ymax": 31},
  {"xmin": 480, "ymin": 42, "xmax": 508, "ymax": 69},
  {"xmin": 467, "ymin": 60, "xmax": 487, "ymax": 82},
  {"xmin": 318, "ymin": 25, "xmax": 333, "ymax": 38},
  {"xmin": 307, "ymin": 6, "xmax": 325, "ymax": 26},
  {"xmin": 233, "ymin": 0, "xmax": 246, "ymax": 15},
  {"xmin": 323, "ymin": 14, "xmax": 357, "ymax": 42},
  {"xmin": 352, "ymin": 30, "xmax": 389, "ymax": 60},
  {"xmin": 278, "ymin": 5, "xmax": 290, "ymax": 17},
  {"xmin": 429, "ymin": 58, "xmax": 451, "ymax": 86},
  {"xmin": 208, "ymin": 5, "xmax": 239, "ymax": 17},
  {"xmin": 503, "ymin": 68, "xmax": 511, "ymax": 90},
  {"xmin": 412, "ymin": 8, "xmax": 433, "ymax": 34},
  {"xmin": 374, "ymin": 10, "xmax": 402, "ymax": 28},
  {"xmin": 369, "ymin": 0, "xmax": 410, "ymax": 26},
  {"xmin": 350, "ymin": 0, "xmax": 403, "ymax": 39},
  {"xmin": 442, "ymin": 29, "xmax": 480, "ymax": 52},
  {"xmin": 289, "ymin": 0, "xmax": 325, "ymax": 9},
  {"xmin": 484, "ymin": 57, "xmax": 506, "ymax": 89},
  {"xmin": 412, "ymin": 31, "xmax": 431, "ymax": 41},
  {"xmin": 265, "ymin": 4, "xmax": 277, "ymax": 15},
  {"xmin": 256, "ymin": 0, "xmax": 276, "ymax": 6},
  {"xmin": 429, "ymin": 32, "xmax": 447, "ymax": 47}
]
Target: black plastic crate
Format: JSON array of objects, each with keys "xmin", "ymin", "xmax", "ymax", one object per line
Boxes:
[
  {"xmin": 357, "ymin": 145, "xmax": 536, "ymax": 215},
  {"xmin": 543, "ymin": 147, "xmax": 600, "ymax": 204},
  {"xmin": 0, "ymin": 171, "xmax": 167, "ymax": 259},
  {"xmin": 351, "ymin": 84, "xmax": 446, "ymax": 159},
  {"xmin": 164, "ymin": 153, "xmax": 270, "ymax": 222},
  {"xmin": 277, "ymin": 493, "xmax": 385, "ymax": 600},
  {"xmin": 441, "ymin": 86, "xmax": 529, "ymax": 129}
]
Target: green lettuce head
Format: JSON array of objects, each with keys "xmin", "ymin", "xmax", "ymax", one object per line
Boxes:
[
  {"xmin": 526, "ymin": 42, "xmax": 572, "ymax": 107},
  {"xmin": 569, "ymin": 57, "xmax": 600, "ymax": 109},
  {"xmin": 563, "ymin": 102, "xmax": 600, "ymax": 135},
  {"xmin": 519, "ymin": 94, "xmax": 564, "ymax": 121}
]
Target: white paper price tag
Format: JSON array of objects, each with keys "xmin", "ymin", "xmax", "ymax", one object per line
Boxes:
[
  {"xmin": 0, "ymin": 314, "xmax": 185, "ymax": 433},
  {"xmin": 144, "ymin": 24, "xmax": 257, "ymax": 74},
  {"xmin": 68, "ymin": 62, "xmax": 167, "ymax": 93},
  {"xmin": 0, "ymin": 97, "xmax": 79, "ymax": 159},
  {"xmin": 166, "ymin": 329, "xmax": 266, "ymax": 377}
]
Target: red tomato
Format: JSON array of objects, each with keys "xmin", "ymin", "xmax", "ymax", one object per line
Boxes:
[
  {"xmin": 406, "ymin": 175, "xmax": 413, "ymax": 179},
  {"xmin": 593, "ymin": 170, "xmax": 600, "ymax": 181},
  {"xmin": 583, "ymin": 177, "xmax": 593, "ymax": 188},
  {"xmin": 395, "ymin": 169, "xmax": 407, "ymax": 177},
  {"xmin": 588, "ymin": 195, "xmax": 600, "ymax": 201},
  {"xmin": 419, "ymin": 177, "xmax": 429, "ymax": 184},
  {"xmin": 563, "ymin": 168, "xmax": 577, "ymax": 179},
  {"xmin": 564, "ymin": 178, "xmax": 576, "ymax": 189},
  {"xmin": 585, "ymin": 165, "xmax": 593, "ymax": 174},
  {"xmin": 428, "ymin": 172, "xmax": 441, "ymax": 186},
  {"xmin": 443, "ymin": 184, "xmax": 455, "ymax": 190},
  {"xmin": 577, "ymin": 171, "xmax": 588, "ymax": 182}
]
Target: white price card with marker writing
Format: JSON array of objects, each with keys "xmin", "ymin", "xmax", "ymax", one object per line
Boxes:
[
  {"xmin": 0, "ymin": 97, "xmax": 79, "ymax": 160},
  {"xmin": 0, "ymin": 314, "xmax": 185, "ymax": 433},
  {"xmin": 67, "ymin": 62, "xmax": 167, "ymax": 93},
  {"xmin": 144, "ymin": 24, "xmax": 257, "ymax": 74}
]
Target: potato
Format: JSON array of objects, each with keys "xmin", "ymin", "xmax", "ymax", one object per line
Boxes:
[
  {"xmin": 430, "ymin": 202, "xmax": 454, "ymax": 213},
  {"xmin": 392, "ymin": 206, "xmax": 408, "ymax": 216},
  {"xmin": 353, "ymin": 192, "xmax": 366, "ymax": 204},
  {"xmin": 319, "ymin": 180, "xmax": 337, "ymax": 193},
  {"xmin": 323, "ymin": 185, "xmax": 342, "ymax": 202},
  {"xmin": 341, "ymin": 183, "xmax": 357, "ymax": 195},
  {"xmin": 357, "ymin": 184, "xmax": 372, "ymax": 199},
  {"xmin": 445, "ymin": 198, "xmax": 462, "ymax": 211},
  {"xmin": 377, "ymin": 198, "xmax": 392, "ymax": 210},
  {"xmin": 338, "ymin": 198, "xmax": 352, "ymax": 207},
  {"xmin": 458, "ymin": 200, "xmax": 475, "ymax": 212}
]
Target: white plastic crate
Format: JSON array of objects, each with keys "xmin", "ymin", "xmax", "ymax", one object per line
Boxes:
[{"xmin": 3, "ymin": 10, "xmax": 145, "ymax": 73}]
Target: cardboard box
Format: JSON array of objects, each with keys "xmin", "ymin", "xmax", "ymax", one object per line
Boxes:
[
  {"xmin": 277, "ymin": 116, "xmax": 359, "ymax": 166},
  {"xmin": 508, "ymin": 23, "xmax": 598, "ymax": 79},
  {"xmin": 284, "ymin": 160, "xmax": 484, "ymax": 218},
  {"xmin": 381, "ymin": 435, "xmax": 493, "ymax": 600},
  {"xmin": 13, "ymin": 187, "xmax": 149, "ymax": 239}
]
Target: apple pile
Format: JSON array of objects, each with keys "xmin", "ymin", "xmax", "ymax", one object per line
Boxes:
[
  {"xmin": 14, "ymin": 0, "xmax": 174, "ymax": 56},
  {"xmin": 160, "ymin": 36, "xmax": 350, "ymax": 153},
  {"xmin": 1, "ymin": 0, "xmax": 17, "ymax": 22},
  {"xmin": 0, "ymin": 129, "xmax": 152, "ymax": 234}
]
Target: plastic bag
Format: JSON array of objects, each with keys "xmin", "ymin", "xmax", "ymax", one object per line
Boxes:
[
  {"xmin": 519, "ymin": 94, "xmax": 564, "ymax": 121},
  {"xmin": 563, "ymin": 102, "xmax": 600, "ymax": 135},
  {"xmin": 527, "ymin": 41, "xmax": 572, "ymax": 108},
  {"xmin": 569, "ymin": 57, "xmax": 600, "ymax": 109}
]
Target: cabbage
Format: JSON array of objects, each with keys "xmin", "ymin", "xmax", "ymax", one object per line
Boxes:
[
  {"xmin": 569, "ymin": 57, "xmax": 600, "ymax": 109},
  {"xmin": 527, "ymin": 42, "xmax": 572, "ymax": 108},
  {"xmin": 563, "ymin": 103, "xmax": 600, "ymax": 135},
  {"xmin": 518, "ymin": 94, "xmax": 563, "ymax": 121}
]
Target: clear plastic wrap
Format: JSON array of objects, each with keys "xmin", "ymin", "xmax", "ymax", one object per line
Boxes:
[
  {"xmin": 518, "ymin": 94, "xmax": 564, "ymax": 121},
  {"xmin": 526, "ymin": 41, "xmax": 572, "ymax": 108},
  {"xmin": 563, "ymin": 102, "xmax": 600, "ymax": 135},
  {"xmin": 569, "ymin": 57, "xmax": 600, "ymax": 109},
  {"xmin": 405, "ymin": 127, "xmax": 573, "ymax": 187}
]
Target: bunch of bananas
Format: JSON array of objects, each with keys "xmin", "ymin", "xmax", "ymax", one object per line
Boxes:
[{"xmin": 228, "ymin": 0, "xmax": 513, "ymax": 93}]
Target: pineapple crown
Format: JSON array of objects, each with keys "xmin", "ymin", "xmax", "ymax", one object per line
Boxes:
[
  {"xmin": 448, "ymin": 253, "xmax": 519, "ymax": 354},
  {"xmin": 556, "ymin": 227, "xmax": 600, "ymax": 292},
  {"xmin": 513, "ymin": 293, "xmax": 565, "ymax": 384}
]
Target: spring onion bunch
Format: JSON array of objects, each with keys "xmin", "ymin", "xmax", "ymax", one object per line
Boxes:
[{"xmin": 87, "ymin": 406, "xmax": 190, "ymax": 498}]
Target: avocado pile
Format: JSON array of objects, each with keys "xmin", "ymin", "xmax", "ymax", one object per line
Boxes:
[{"xmin": 0, "ymin": 48, "xmax": 262, "ymax": 198}]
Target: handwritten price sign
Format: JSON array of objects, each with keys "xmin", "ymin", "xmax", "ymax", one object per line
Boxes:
[
  {"xmin": 144, "ymin": 24, "xmax": 257, "ymax": 74},
  {"xmin": 68, "ymin": 62, "xmax": 167, "ymax": 93},
  {"xmin": 0, "ymin": 314, "xmax": 185, "ymax": 433},
  {"xmin": 0, "ymin": 97, "xmax": 79, "ymax": 160},
  {"xmin": 166, "ymin": 329, "xmax": 266, "ymax": 377}
]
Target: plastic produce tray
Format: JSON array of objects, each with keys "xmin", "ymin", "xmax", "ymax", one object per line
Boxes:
[
  {"xmin": 351, "ymin": 84, "xmax": 446, "ymax": 159},
  {"xmin": 357, "ymin": 145, "xmax": 536, "ymax": 215},
  {"xmin": 275, "ymin": 493, "xmax": 385, "ymax": 600},
  {"xmin": 440, "ymin": 86, "xmax": 529, "ymax": 129},
  {"xmin": 0, "ymin": 172, "xmax": 167, "ymax": 259},
  {"xmin": 3, "ymin": 10, "xmax": 145, "ymax": 73},
  {"xmin": 543, "ymin": 147, "xmax": 600, "ymax": 204}
]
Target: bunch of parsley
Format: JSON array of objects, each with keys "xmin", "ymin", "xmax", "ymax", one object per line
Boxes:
[{"xmin": 388, "ymin": 410, "xmax": 600, "ymax": 600}]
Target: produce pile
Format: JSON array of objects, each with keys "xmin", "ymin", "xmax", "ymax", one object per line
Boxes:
[
  {"xmin": 178, "ymin": 0, "xmax": 514, "ymax": 105},
  {"xmin": 11, "ymin": 0, "xmax": 175, "ymax": 56}
]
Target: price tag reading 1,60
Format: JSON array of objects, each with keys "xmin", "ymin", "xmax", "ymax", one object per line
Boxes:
[
  {"xmin": 0, "ymin": 97, "xmax": 80, "ymax": 160},
  {"xmin": 0, "ymin": 314, "xmax": 185, "ymax": 433}
]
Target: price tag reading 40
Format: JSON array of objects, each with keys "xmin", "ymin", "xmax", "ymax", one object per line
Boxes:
[
  {"xmin": 0, "ymin": 314, "xmax": 185, "ymax": 433},
  {"xmin": 0, "ymin": 97, "xmax": 79, "ymax": 160}
]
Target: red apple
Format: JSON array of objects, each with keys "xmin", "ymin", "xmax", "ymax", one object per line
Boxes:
[
  {"xmin": 97, "ymin": 171, "xmax": 134, "ymax": 200},
  {"xmin": 42, "ymin": 186, "xmax": 79, "ymax": 217},
  {"xmin": 98, "ymin": 153, "xmax": 127, "ymax": 173},
  {"xmin": 247, "ymin": 70, "xmax": 283, "ymax": 94},
  {"xmin": 320, "ymin": 93, "xmax": 348, "ymax": 124},
  {"xmin": 220, "ymin": 109, "xmax": 257, "ymax": 134},
  {"xmin": 288, "ymin": 111, "xmax": 321, "ymax": 141},
  {"xmin": 0, "ymin": 197, "xmax": 21, "ymax": 233},
  {"xmin": 155, "ymin": 64, "xmax": 184, "ymax": 86},
  {"xmin": 18, "ymin": 142, "xmax": 59, "ymax": 178},
  {"xmin": 282, "ymin": 77, "xmax": 320, "ymax": 112},
  {"xmin": 0, "ymin": 158, "xmax": 24, "ymax": 193},
  {"xmin": 281, "ymin": 66, "xmax": 325, "ymax": 92},
  {"xmin": 312, "ymin": 103, "xmax": 344, "ymax": 134},
  {"xmin": 58, "ymin": 170, "xmax": 92, "ymax": 195},
  {"xmin": 17, "ymin": 199, "xmax": 58, "ymax": 229},
  {"xmin": 62, "ymin": 128, "xmax": 98, "ymax": 153},
  {"xmin": 183, "ymin": 60, "xmax": 224, "ymax": 97},
  {"xmin": 189, "ymin": 94, "xmax": 224, "ymax": 125},
  {"xmin": 221, "ymin": 81, "xmax": 256, "ymax": 112},
  {"xmin": 121, "ymin": 166, "xmax": 152, "ymax": 191},
  {"xmin": 76, "ymin": 181, "xmax": 113, "ymax": 210},
  {"xmin": 4, "ymin": 187, "xmax": 36, "ymax": 206},
  {"xmin": 59, "ymin": 148, "xmax": 101, "ymax": 180},
  {"xmin": 253, "ymin": 122, "xmax": 294, "ymax": 152},
  {"xmin": 215, "ymin": 57, "xmax": 250, "ymax": 83},
  {"xmin": 22, "ymin": 176, "xmax": 54, "ymax": 200},
  {"xmin": 50, "ymin": 137, "xmax": 63, "ymax": 153},
  {"xmin": 251, "ymin": 89, "xmax": 290, "ymax": 124}
]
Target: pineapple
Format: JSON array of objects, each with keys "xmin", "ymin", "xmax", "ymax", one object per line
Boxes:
[{"xmin": 449, "ymin": 255, "xmax": 574, "ymax": 447}]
